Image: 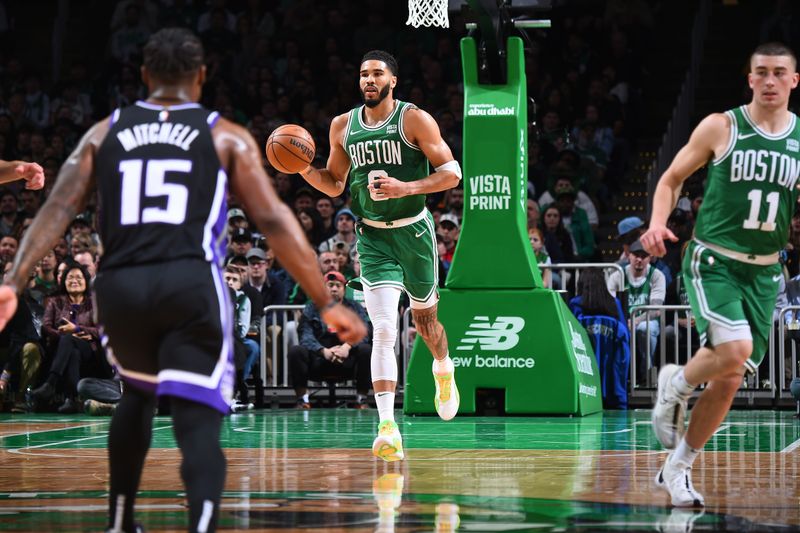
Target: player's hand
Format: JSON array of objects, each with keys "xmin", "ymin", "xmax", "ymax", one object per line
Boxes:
[
  {"xmin": 15, "ymin": 162, "xmax": 45, "ymax": 190},
  {"xmin": 0, "ymin": 285, "xmax": 18, "ymax": 331},
  {"xmin": 640, "ymin": 224, "xmax": 677, "ymax": 257},
  {"xmin": 369, "ymin": 176, "xmax": 409, "ymax": 199},
  {"xmin": 321, "ymin": 304, "xmax": 367, "ymax": 344}
]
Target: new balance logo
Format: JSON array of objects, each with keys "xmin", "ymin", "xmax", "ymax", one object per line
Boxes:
[
  {"xmin": 737, "ymin": 132, "xmax": 757, "ymax": 140},
  {"xmin": 456, "ymin": 316, "xmax": 524, "ymax": 351}
]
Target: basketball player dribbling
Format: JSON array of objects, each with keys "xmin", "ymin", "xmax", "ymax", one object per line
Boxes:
[
  {"xmin": 642, "ymin": 42, "xmax": 800, "ymax": 507},
  {"xmin": 298, "ymin": 50, "xmax": 462, "ymax": 462},
  {"xmin": 0, "ymin": 28, "xmax": 366, "ymax": 533}
]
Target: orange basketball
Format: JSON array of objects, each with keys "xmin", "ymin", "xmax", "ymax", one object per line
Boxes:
[{"xmin": 266, "ymin": 124, "xmax": 316, "ymax": 174}]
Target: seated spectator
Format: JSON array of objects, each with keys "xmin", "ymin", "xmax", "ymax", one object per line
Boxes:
[
  {"xmin": 437, "ymin": 213, "xmax": 459, "ymax": 271},
  {"xmin": 227, "ymin": 207, "xmax": 249, "ymax": 233},
  {"xmin": 225, "ymin": 268, "xmax": 255, "ymax": 412},
  {"xmin": 228, "ymin": 227, "xmax": 253, "ymax": 260},
  {"xmin": 616, "ymin": 215, "xmax": 672, "ymax": 286},
  {"xmin": 541, "ymin": 205, "xmax": 575, "ymax": 265},
  {"xmin": 316, "ymin": 196, "xmax": 337, "ymax": 240},
  {"xmin": 0, "ymin": 235, "xmax": 17, "ymax": 263},
  {"xmin": 606, "ymin": 240, "xmax": 666, "ymax": 386},
  {"xmin": 538, "ymin": 174, "xmax": 599, "ymax": 228},
  {"xmin": 547, "ymin": 182, "xmax": 595, "ymax": 261},
  {"xmin": 78, "ymin": 375, "xmax": 122, "ymax": 416},
  {"xmin": 30, "ymin": 264, "xmax": 109, "ymax": 413},
  {"xmin": 297, "ymin": 207, "xmax": 325, "ymax": 249},
  {"xmin": 569, "ymin": 268, "xmax": 630, "ymax": 408},
  {"xmin": 527, "ymin": 198, "xmax": 540, "ymax": 230},
  {"xmin": 528, "ymin": 227, "xmax": 552, "ymax": 288},
  {"xmin": 319, "ymin": 208, "xmax": 358, "ymax": 254},
  {"xmin": 288, "ymin": 271, "xmax": 372, "ymax": 409},
  {"xmin": 0, "ymin": 262, "xmax": 42, "ymax": 412},
  {"xmin": 0, "ymin": 189, "xmax": 19, "ymax": 237}
]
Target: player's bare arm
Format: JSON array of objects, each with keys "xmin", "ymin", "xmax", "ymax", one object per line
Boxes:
[
  {"xmin": 368, "ymin": 108, "xmax": 460, "ymax": 199},
  {"xmin": 641, "ymin": 113, "xmax": 729, "ymax": 257},
  {"xmin": 0, "ymin": 160, "xmax": 45, "ymax": 190},
  {"xmin": 215, "ymin": 119, "xmax": 366, "ymax": 343},
  {"xmin": 297, "ymin": 113, "xmax": 350, "ymax": 197}
]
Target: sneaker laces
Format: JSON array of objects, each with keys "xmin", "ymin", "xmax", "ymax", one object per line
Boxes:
[
  {"xmin": 435, "ymin": 373, "xmax": 452, "ymax": 403},
  {"xmin": 378, "ymin": 421, "xmax": 397, "ymax": 437}
]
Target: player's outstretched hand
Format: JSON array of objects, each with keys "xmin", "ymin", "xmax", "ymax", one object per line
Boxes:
[
  {"xmin": 0, "ymin": 285, "xmax": 18, "ymax": 331},
  {"xmin": 16, "ymin": 162, "xmax": 45, "ymax": 190},
  {"xmin": 640, "ymin": 224, "xmax": 678, "ymax": 258},
  {"xmin": 322, "ymin": 303, "xmax": 368, "ymax": 344}
]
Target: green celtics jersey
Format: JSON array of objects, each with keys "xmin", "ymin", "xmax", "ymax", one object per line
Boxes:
[
  {"xmin": 626, "ymin": 265, "xmax": 655, "ymax": 309},
  {"xmin": 695, "ymin": 105, "xmax": 800, "ymax": 255},
  {"xmin": 343, "ymin": 100, "xmax": 429, "ymax": 222}
]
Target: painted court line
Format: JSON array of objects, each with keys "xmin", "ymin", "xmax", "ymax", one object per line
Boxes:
[
  {"xmin": 780, "ymin": 437, "xmax": 800, "ymax": 454},
  {"xmin": 0, "ymin": 422, "xmax": 106, "ymax": 440},
  {"xmin": 7, "ymin": 425, "xmax": 173, "ymax": 456}
]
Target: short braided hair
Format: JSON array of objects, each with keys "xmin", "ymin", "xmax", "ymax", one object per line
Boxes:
[
  {"xmin": 143, "ymin": 28, "xmax": 204, "ymax": 82},
  {"xmin": 360, "ymin": 50, "xmax": 399, "ymax": 76}
]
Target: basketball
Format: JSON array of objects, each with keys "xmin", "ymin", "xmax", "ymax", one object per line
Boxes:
[{"xmin": 265, "ymin": 124, "xmax": 316, "ymax": 174}]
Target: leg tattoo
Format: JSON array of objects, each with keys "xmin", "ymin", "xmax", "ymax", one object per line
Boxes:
[{"xmin": 412, "ymin": 304, "xmax": 449, "ymax": 360}]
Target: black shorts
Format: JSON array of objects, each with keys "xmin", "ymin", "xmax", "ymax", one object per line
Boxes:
[{"xmin": 94, "ymin": 258, "xmax": 235, "ymax": 414}]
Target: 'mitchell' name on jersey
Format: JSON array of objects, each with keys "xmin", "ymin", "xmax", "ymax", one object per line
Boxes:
[
  {"xmin": 116, "ymin": 121, "xmax": 201, "ymax": 152},
  {"xmin": 95, "ymin": 101, "xmax": 228, "ymax": 271},
  {"xmin": 694, "ymin": 105, "xmax": 800, "ymax": 256}
]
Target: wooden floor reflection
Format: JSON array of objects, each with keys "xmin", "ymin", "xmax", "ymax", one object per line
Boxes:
[{"xmin": 1, "ymin": 411, "xmax": 799, "ymax": 531}]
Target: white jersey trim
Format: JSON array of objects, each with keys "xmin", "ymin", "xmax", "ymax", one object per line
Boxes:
[
  {"xmin": 398, "ymin": 103, "xmax": 421, "ymax": 151},
  {"xmin": 712, "ymin": 110, "xmax": 738, "ymax": 165},
  {"xmin": 741, "ymin": 104, "xmax": 797, "ymax": 140},
  {"xmin": 356, "ymin": 101, "xmax": 402, "ymax": 131}
]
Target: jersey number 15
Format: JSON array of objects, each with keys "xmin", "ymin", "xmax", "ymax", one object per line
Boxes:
[{"xmin": 118, "ymin": 159, "xmax": 191, "ymax": 225}]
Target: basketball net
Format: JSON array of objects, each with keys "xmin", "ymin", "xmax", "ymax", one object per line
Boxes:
[{"xmin": 406, "ymin": 0, "xmax": 449, "ymax": 28}]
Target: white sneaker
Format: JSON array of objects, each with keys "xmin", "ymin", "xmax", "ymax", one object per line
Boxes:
[
  {"xmin": 655, "ymin": 508, "xmax": 705, "ymax": 533},
  {"xmin": 652, "ymin": 364, "xmax": 688, "ymax": 449},
  {"xmin": 231, "ymin": 400, "xmax": 254, "ymax": 413},
  {"xmin": 433, "ymin": 358, "xmax": 459, "ymax": 421},
  {"xmin": 655, "ymin": 454, "xmax": 705, "ymax": 508},
  {"xmin": 372, "ymin": 420, "xmax": 404, "ymax": 462}
]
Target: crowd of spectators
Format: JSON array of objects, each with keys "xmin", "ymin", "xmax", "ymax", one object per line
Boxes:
[{"xmin": 0, "ymin": 0, "xmax": 662, "ymax": 410}]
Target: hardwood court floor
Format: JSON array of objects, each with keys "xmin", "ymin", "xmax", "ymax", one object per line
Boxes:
[{"xmin": 1, "ymin": 409, "xmax": 799, "ymax": 531}]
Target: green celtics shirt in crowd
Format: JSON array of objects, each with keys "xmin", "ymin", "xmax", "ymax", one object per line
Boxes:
[
  {"xmin": 626, "ymin": 265, "xmax": 655, "ymax": 309},
  {"xmin": 343, "ymin": 101, "xmax": 429, "ymax": 221},
  {"xmin": 694, "ymin": 105, "xmax": 800, "ymax": 255}
]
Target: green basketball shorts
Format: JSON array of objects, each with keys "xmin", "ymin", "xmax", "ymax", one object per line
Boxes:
[
  {"xmin": 683, "ymin": 240, "xmax": 781, "ymax": 373},
  {"xmin": 356, "ymin": 210, "xmax": 439, "ymax": 307}
]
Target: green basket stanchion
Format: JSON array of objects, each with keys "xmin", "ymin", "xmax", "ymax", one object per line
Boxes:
[{"xmin": 403, "ymin": 37, "xmax": 602, "ymax": 416}]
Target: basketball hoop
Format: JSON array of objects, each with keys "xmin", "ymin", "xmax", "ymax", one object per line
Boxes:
[{"xmin": 406, "ymin": 0, "xmax": 449, "ymax": 28}]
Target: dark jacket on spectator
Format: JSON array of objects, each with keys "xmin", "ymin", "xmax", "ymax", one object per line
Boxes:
[
  {"xmin": 298, "ymin": 298, "xmax": 371, "ymax": 353},
  {"xmin": 43, "ymin": 296, "xmax": 99, "ymax": 350}
]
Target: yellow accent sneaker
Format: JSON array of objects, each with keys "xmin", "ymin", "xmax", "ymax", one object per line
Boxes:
[
  {"xmin": 433, "ymin": 359, "xmax": 459, "ymax": 421},
  {"xmin": 372, "ymin": 420, "xmax": 404, "ymax": 462}
]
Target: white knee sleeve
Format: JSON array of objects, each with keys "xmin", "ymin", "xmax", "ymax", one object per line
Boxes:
[{"xmin": 364, "ymin": 285, "xmax": 401, "ymax": 382}]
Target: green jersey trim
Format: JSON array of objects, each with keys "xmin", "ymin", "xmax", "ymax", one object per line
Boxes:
[
  {"xmin": 741, "ymin": 104, "xmax": 797, "ymax": 140},
  {"xmin": 398, "ymin": 104, "xmax": 421, "ymax": 151},
  {"xmin": 356, "ymin": 102, "xmax": 402, "ymax": 131},
  {"xmin": 712, "ymin": 110, "xmax": 738, "ymax": 165},
  {"xmin": 689, "ymin": 243, "xmax": 750, "ymax": 328}
]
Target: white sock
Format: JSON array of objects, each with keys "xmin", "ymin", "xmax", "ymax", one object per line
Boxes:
[
  {"xmin": 433, "ymin": 353, "xmax": 453, "ymax": 375},
  {"xmin": 671, "ymin": 437, "xmax": 701, "ymax": 468},
  {"xmin": 301, "ymin": 393, "xmax": 309, "ymax": 403},
  {"xmin": 375, "ymin": 391, "xmax": 395, "ymax": 422},
  {"xmin": 671, "ymin": 368, "xmax": 695, "ymax": 398}
]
